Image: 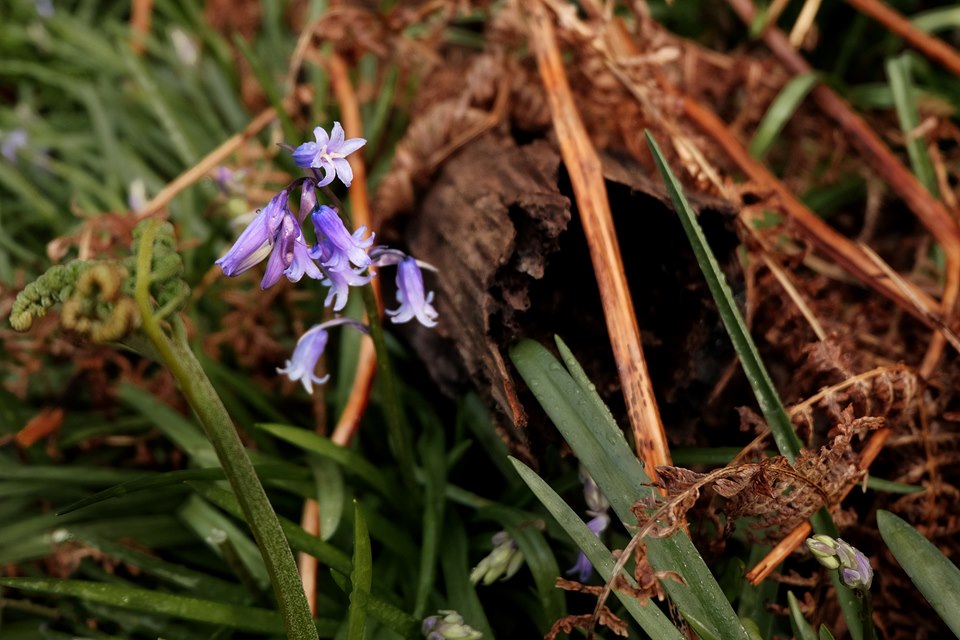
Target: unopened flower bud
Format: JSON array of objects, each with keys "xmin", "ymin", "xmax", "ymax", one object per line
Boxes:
[
  {"xmin": 422, "ymin": 609, "xmax": 482, "ymax": 639},
  {"xmin": 470, "ymin": 531, "xmax": 524, "ymax": 586}
]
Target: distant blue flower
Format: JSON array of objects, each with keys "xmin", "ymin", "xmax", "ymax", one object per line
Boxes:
[
  {"xmin": 216, "ymin": 190, "xmax": 289, "ymax": 277},
  {"xmin": 291, "ymin": 123, "xmax": 366, "ymax": 188},
  {"xmin": 566, "ymin": 513, "xmax": 610, "ymax": 582},
  {"xmin": 310, "ymin": 205, "xmax": 373, "ymax": 269},
  {"xmin": 1, "ymin": 129, "xmax": 28, "ymax": 163},
  {"xmin": 387, "ymin": 257, "xmax": 438, "ymax": 327},
  {"xmin": 277, "ymin": 318, "xmax": 367, "ymax": 393},
  {"xmin": 35, "ymin": 0, "xmax": 54, "ymax": 17}
]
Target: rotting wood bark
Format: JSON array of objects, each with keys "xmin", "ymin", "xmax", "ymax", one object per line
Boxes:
[{"xmin": 386, "ymin": 131, "xmax": 743, "ymax": 454}]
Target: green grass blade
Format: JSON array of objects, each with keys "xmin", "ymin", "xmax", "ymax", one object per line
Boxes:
[
  {"xmin": 440, "ymin": 514, "xmax": 495, "ymax": 639},
  {"xmin": 510, "ymin": 458, "xmax": 685, "ymax": 640},
  {"xmin": 257, "ymin": 423, "xmax": 403, "ymax": 505},
  {"xmin": 647, "ymin": 131, "xmax": 866, "ymax": 639},
  {"xmin": 749, "ymin": 72, "xmax": 820, "ymax": 159},
  {"xmin": 912, "ymin": 6, "xmax": 960, "ymax": 33},
  {"xmin": 646, "ymin": 131, "xmax": 802, "ymax": 461},
  {"xmin": 788, "ymin": 591, "xmax": 817, "ymax": 640},
  {"xmin": 347, "ymin": 501, "xmax": 373, "ymax": 640},
  {"xmin": 819, "ymin": 624, "xmax": 838, "ymax": 640},
  {"xmin": 414, "ymin": 421, "xmax": 446, "ymax": 618},
  {"xmin": 0, "ymin": 578, "xmax": 285, "ymax": 633},
  {"xmin": 187, "ymin": 482, "xmax": 352, "ymax": 575},
  {"xmin": 308, "ymin": 457, "xmax": 345, "ymax": 542},
  {"xmin": 862, "ymin": 477, "xmax": 925, "ymax": 494},
  {"xmin": 886, "ymin": 55, "xmax": 939, "ymax": 196},
  {"xmin": 878, "ymin": 509, "xmax": 960, "ymax": 636},
  {"xmin": 509, "ymin": 339, "xmax": 749, "ymax": 640}
]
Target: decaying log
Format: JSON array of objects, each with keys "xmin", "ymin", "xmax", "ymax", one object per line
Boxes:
[{"xmin": 386, "ymin": 131, "xmax": 742, "ymax": 451}]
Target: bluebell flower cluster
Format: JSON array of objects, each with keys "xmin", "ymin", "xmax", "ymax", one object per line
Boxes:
[
  {"xmin": 566, "ymin": 468, "xmax": 611, "ymax": 582},
  {"xmin": 216, "ymin": 123, "xmax": 438, "ymax": 392}
]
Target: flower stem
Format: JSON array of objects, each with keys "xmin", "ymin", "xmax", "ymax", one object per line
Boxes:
[
  {"xmin": 360, "ymin": 283, "xmax": 417, "ymax": 490},
  {"xmin": 135, "ymin": 219, "xmax": 317, "ymax": 640}
]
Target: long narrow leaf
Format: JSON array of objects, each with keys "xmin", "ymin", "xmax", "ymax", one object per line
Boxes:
[
  {"xmin": 0, "ymin": 578, "xmax": 286, "ymax": 633},
  {"xmin": 646, "ymin": 132, "xmax": 802, "ymax": 460},
  {"xmin": 878, "ymin": 510, "xmax": 960, "ymax": 636},
  {"xmin": 886, "ymin": 55, "xmax": 939, "ymax": 196},
  {"xmin": 749, "ymin": 72, "xmax": 820, "ymax": 159},
  {"xmin": 510, "ymin": 339, "xmax": 748, "ymax": 640},
  {"xmin": 347, "ymin": 502, "xmax": 373, "ymax": 640}
]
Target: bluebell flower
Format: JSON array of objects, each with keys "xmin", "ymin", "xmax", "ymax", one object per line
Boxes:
[
  {"xmin": 422, "ymin": 610, "xmax": 482, "ymax": 640},
  {"xmin": 310, "ymin": 205, "xmax": 373, "ymax": 269},
  {"xmin": 566, "ymin": 513, "xmax": 610, "ymax": 582},
  {"xmin": 216, "ymin": 190, "xmax": 289, "ymax": 277},
  {"xmin": 291, "ymin": 123, "xmax": 366, "ymax": 188},
  {"xmin": 387, "ymin": 256, "xmax": 438, "ymax": 327},
  {"xmin": 261, "ymin": 214, "xmax": 321, "ymax": 287},
  {"xmin": 319, "ymin": 248, "xmax": 372, "ymax": 311},
  {"xmin": 1, "ymin": 129, "xmax": 28, "ymax": 163},
  {"xmin": 277, "ymin": 318, "xmax": 367, "ymax": 393}
]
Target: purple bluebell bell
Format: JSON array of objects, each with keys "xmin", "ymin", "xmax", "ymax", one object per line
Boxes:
[
  {"xmin": 216, "ymin": 190, "xmax": 289, "ymax": 277},
  {"xmin": 319, "ymin": 252, "xmax": 372, "ymax": 311},
  {"xmin": 566, "ymin": 513, "xmax": 610, "ymax": 583},
  {"xmin": 277, "ymin": 318, "xmax": 367, "ymax": 393},
  {"xmin": 566, "ymin": 468, "xmax": 611, "ymax": 582},
  {"xmin": 310, "ymin": 205, "xmax": 373, "ymax": 269},
  {"xmin": 387, "ymin": 257, "xmax": 438, "ymax": 327},
  {"xmin": 291, "ymin": 123, "xmax": 366, "ymax": 188}
]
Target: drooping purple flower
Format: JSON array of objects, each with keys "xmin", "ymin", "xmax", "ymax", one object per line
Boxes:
[
  {"xmin": 291, "ymin": 122, "xmax": 366, "ymax": 188},
  {"xmin": 277, "ymin": 318, "xmax": 368, "ymax": 393},
  {"xmin": 276, "ymin": 324, "xmax": 331, "ymax": 394},
  {"xmin": 215, "ymin": 190, "xmax": 289, "ymax": 277},
  {"xmin": 311, "ymin": 205, "xmax": 373, "ymax": 269},
  {"xmin": 566, "ymin": 513, "xmax": 610, "ymax": 582},
  {"xmin": 387, "ymin": 257, "xmax": 438, "ymax": 327},
  {"xmin": 320, "ymin": 253, "xmax": 372, "ymax": 311}
]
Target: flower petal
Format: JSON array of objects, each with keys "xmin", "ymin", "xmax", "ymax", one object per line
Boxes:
[
  {"xmin": 337, "ymin": 137, "xmax": 367, "ymax": 156},
  {"xmin": 329, "ymin": 121, "xmax": 345, "ymax": 150},
  {"xmin": 291, "ymin": 142, "xmax": 318, "ymax": 169},
  {"xmin": 332, "ymin": 157, "xmax": 353, "ymax": 187},
  {"xmin": 312, "ymin": 126, "xmax": 329, "ymax": 149}
]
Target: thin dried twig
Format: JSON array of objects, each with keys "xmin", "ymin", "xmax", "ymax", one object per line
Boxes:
[
  {"xmin": 130, "ymin": 0, "xmax": 153, "ymax": 56},
  {"xmin": 760, "ymin": 252, "xmax": 828, "ymax": 342},
  {"xmin": 526, "ymin": 0, "xmax": 672, "ymax": 477},
  {"xmin": 845, "ymin": 0, "xmax": 960, "ymax": 78},
  {"xmin": 789, "ymin": 0, "xmax": 823, "ymax": 48},
  {"xmin": 137, "ymin": 105, "xmax": 281, "ymax": 219},
  {"xmin": 726, "ymin": 0, "xmax": 960, "ymax": 374}
]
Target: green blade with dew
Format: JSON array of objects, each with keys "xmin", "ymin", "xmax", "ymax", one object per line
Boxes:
[
  {"xmin": 510, "ymin": 338, "xmax": 749, "ymax": 640},
  {"xmin": 878, "ymin": 509, "xmax": 960, "ymax": 636},
  {"xmin": 645, "ymin": 131, "xmax": 864, "ymax": 639},
  {"xmin": 510, "ymin": 458, "xmax": 686, "ymax": 640}
]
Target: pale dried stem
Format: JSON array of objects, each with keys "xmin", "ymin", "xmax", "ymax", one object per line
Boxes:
[
  {"xmin": 760, "ymin": 253, "xmax": 828, "ymax": 342},
  {"xmin": 137, "ymin": 105, "xmax": 282, "ymax": 220},
  {"xmin": 789, "ymin": 0, "xmax": 823, "ymax": 47},
  {"xmin": 526, "ymin": 0, "xmax": 672, "ymax": 478}
]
